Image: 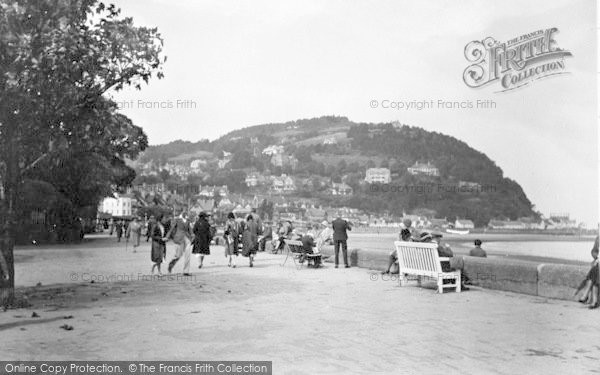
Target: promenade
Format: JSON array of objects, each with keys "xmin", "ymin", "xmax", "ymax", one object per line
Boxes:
[{"xmin": 1, "ymin": 235, "xmax": 598, "ymax": 374}]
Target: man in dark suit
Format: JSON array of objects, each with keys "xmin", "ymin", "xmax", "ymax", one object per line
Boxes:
[
  {"xmin": 166, "ymin": 210, "xmax": 193, "ymax": 275},
  {"xmin": 332, "ymin": 214, "xmax": 352, "ymax": 268}
]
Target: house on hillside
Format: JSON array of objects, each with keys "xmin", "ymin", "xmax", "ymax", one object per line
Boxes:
[
  {"xmin": 271, "ymin": 174, "xmax": 296, "ymax": 193},
  {"xmin": 198, "ymin": 185, "xmax": 229, "ymax": 199},
  {"xmin": 245, "ymin": 173, "xmax": 261, "ymax": 187},
  {"xmin": 407, "ymin": 161, "xmax": 440, "ymax": 177},
  {"xmin": 364, "ymin": 168, "xmax": 391, "ymax": 184},
  {"xmin": 190, "ymin": 159, "xmax": 207, "ymax": 170},
  {"xmin": 262, "ymin": 145, "xmax": 284, "ymax": 156},
  {"xmin": 271, "ymin": 154, "xmax": 298, "ymax": 169},
  {"xmin": 217, "ymin": 151, "xmax": 232, "ymax": 169},
  {"xmin": 330, "ymin": 182, "xmax": 353, "ymax": 196}
]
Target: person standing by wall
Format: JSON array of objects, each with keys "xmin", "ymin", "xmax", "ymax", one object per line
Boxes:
[{"xmin": 332, "ymin": 213, "xmax": 352, "ymax": 268}]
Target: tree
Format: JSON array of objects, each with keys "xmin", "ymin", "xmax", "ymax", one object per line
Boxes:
[
  {"xmin": 0, "ymin": 0, "xmax": 164, "ymax": 306},
  {"xmin": 159, "ymin": 169, "xmax": 171, "ymax": 182}
]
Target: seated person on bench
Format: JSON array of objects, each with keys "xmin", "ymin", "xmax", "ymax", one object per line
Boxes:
[
  {"xmin": 300, "ymin": 232, "xmax": 322, "ymax": 267},
  {"xmin": 429, "ymin": 232, "xmax": 470, "ymax": 291},
  {"xmin": 382, "ymin": 228, "xmax": 413, "ymax": 274}
]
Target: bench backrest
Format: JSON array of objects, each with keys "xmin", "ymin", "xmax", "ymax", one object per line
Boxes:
[
  {"xmin": 286, "ymin": 240, "xmax": 304, "ymax": 254},
  {"xmin": 394, "ymin": 241, "xmax": 443, "ymax": 275}
]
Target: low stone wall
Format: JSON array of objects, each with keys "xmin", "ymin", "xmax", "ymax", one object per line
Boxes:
[
  {"xmin": 320, "ymin": 245, "xmax": 592, "ymax": 301},
  {"xmin": 537, "ymin": 263, "xmax": 588, "ymax": 300},
  {"xmin": 463, "ymin": 256, "xmax": 539, "ymax": 296}
]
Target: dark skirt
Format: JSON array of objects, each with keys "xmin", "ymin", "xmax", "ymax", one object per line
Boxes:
[
  {"xmin": 241, "ymin": 231, "xmax": 258, "ymax": 257},
  {"xmin": 587, "ymin": 263, "xmax": 599, "ymax": 286},
  {"xmin": 192, "ymin": 242, "xmax": 210, "ymax": 255},
  {"xmin": 151, "ymin": 240, "xmax": 165, "ymax": 263}
]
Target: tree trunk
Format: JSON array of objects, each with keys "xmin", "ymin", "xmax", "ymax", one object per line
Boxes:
[
  {"xmin": 0, "ymin": 236, "xmax": 14, "ymax": 307},
  {"xmin": 0, "ymin": 132, "xmax": 17, "ymax": 308}
]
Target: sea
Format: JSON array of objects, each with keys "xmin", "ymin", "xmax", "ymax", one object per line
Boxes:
[{"xmin": 347, "ymin": 232, "xmax": 597, "ymax": 265}]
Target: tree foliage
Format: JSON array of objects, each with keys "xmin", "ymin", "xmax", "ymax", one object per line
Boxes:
[{"xmin": 0, "ymin": 0, "xmax": 165, "ymax": 305}]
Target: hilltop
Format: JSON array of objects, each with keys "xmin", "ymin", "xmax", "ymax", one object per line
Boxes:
[{"xmin": 133, "ymin": 116, "xmax": 538, "ymax": 226}]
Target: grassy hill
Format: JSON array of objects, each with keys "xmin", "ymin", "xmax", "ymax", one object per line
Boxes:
[{"xmin": 136, "ymin": 116, "xmax": 538, "ymax": 225}]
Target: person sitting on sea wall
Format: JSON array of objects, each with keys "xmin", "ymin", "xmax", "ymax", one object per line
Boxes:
[
  {"xmin": 382, "ymin": 228, "xmax": 413, "ymax": 275},
  {"xmin": 574, "ymin": 235, "xmax": 599, "ymax": 309},
  {"xmin": 469, "ymin": 239, "xmax": 487, "ymax": 257}
]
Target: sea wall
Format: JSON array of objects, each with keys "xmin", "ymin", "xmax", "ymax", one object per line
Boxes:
[{"xmin": 320, "ymin": 245, "xmax": 590, "ymax": 301}]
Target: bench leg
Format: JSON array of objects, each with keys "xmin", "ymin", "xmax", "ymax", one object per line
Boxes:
[
  {"xmin": 437, "ymin": 277, "xmax": 443, "ymax": 294},
  {"xmin": 417, "ymin": 276, "xmax": 422, "ymax": 287},
  {"xmin": 400, "ymin": 274, "xmax": 408, "ymax": 287},
  {"xmin": 455, "ymin": 272, "xmax": 461, "ymax": 293}
]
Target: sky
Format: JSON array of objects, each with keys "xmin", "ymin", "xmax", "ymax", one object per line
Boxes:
[{"xmin": 110, "ymin": 0, "xmax": 598, "ymax": 227}]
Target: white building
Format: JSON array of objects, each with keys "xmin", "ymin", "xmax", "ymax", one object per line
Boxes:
[
  {"xmin": 407, "ymin": 161, "xmax": 440, "ymax": 177},
  {"xmin": 365, "ymin": 168, "xmax": 391, "ymax": 184},
  {"xmin": 245, "ymin": 174, "xmax": 260, "ymax": 187},
  {"xmin": 272, "ymin": 174, "xmax": 296, "ymax": 192},
  {"xmin": 262, "ymin": 145, "xmax": 284, "ymax": 156},
  {"xmin": 99, "ymin": 195, "xmax": 133, "ymax": 217},
  {"xmin": 190, "ymin": 159, "xmax": 207, "ymax": 169},
  {"xmin": 330, "ymin": 182, "xmax": 353, "ymax": 196},
  {"xmin": 454, "ymin": 219, "xmax": 475, "ymax": 229}
]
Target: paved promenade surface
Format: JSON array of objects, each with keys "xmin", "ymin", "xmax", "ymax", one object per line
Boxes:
[{"xmin": 1, "ymin": 235, "xmax": 599, "ymax": 374}]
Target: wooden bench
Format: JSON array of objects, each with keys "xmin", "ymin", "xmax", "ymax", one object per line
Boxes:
[
  {"xmin": 394, "ymin": 241, "xmax": 461, "ymax": 293},
  {"xmin": 281, "ymin": 239, "xmax": 322, "ymax": 268}
]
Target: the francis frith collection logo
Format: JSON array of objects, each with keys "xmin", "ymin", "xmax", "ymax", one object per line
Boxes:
[{"xmin": 463, "ymin": 28, "xmax": 572, "ymax": 92}]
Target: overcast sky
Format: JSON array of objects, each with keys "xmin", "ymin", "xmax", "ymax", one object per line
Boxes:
[{"xmin": 110, "ymin": 0, "xmax": 597, "ymax": 227}]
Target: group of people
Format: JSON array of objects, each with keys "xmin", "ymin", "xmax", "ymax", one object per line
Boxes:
[
  {"xmin": 264, "ymin": 215, "xmax": 351, "ymax": 268},
  {"xmin": 381, "ymin": 219, "xmax": 486, "ymax": 291},
  {"xmin": 107, "ymin": 218, "xmax": 143, "ymax": 252},
  {"xmin": 222, "ymin": 210, "xmax": 263, "ymax": 268},
  {"xmin": 146, "ymin": 210, "xmax": 216, "ymax": 276},
  {"xmin": 145, "ymin": 209, "xmax": 267, "ymax": 275}
]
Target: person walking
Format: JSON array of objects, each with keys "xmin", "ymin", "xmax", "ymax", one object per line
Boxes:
[
  {"xmin": 242, "ymin": 214, "xmax": 259, "ymax": 267},
  {"xmin": 166, "ymin": 210, "xmax": 193, "ymax": 276},
  {"xmin": 224, "ymin": 212, "xmax": 240, "ymax": 268},
  {"xmin": 192, "ymin": 212, "xmax": 212, "ymax": 269},
  {"xmin": 115, "ymin": 220, "xmax": 124, "ymax": 242},
  {"xmin": 150, "ymin": 214, "xmax": 167, "ymax": 276},
  {"xmin": 126, "ymin": 217, "xmax": 142, "ymax": 252},
  {"xmin": 145, "ymin": 215, "xmax": 156, "ymax": 242},
  {"xmin": 332, "ymin": 214, "xmax": 352, "ymax": 268}
]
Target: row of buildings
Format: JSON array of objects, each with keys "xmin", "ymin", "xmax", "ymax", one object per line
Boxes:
[{"xmin": 98, "ymin": 185, "xmax": 582, "ymax": 232}]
